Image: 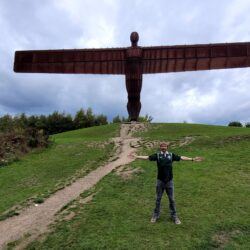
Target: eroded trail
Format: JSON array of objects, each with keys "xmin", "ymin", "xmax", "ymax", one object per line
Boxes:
[{"xmin": 0, "ymin": 123, "xmax": 143, "ymax": 249}]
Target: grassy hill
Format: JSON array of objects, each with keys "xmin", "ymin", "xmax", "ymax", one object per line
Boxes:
[
  {"xmin": 2, "ymin": 123, "xmax": 250, "ymax": 249},
  {"xmin": 0, "ymin": 124, "xmax": 119, "ymax": 218}
]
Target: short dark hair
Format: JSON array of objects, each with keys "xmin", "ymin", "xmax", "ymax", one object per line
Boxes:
[{"xmin": 160, "ymin": 142, "xmax": 169, "ymax": 147}]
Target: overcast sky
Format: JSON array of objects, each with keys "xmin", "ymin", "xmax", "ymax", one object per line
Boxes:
[{"xmin": 0, "ymin": 0, "xmax": 250, "ymax": 124}]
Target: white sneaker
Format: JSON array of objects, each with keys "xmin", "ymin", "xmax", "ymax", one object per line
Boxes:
[
  {"xmin": 150, "ymin": 217, "xmax": 157, "ymax": 223},
  {"xmin": 173, "ymin": 217, "xmax": 181, "ymax": 225},
  {"xmin": 150, "ymin": 215, "xmax": 159, "ymax": 223}
]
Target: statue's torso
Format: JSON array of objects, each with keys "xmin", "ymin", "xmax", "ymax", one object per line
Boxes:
[{"xmin": 125, "ymin": 47, "xmax": 142, "ymax": 79}]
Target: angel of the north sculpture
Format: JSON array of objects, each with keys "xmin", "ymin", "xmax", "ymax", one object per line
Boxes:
[{"xmin": 14, "ymin": 32, "xmax": 250, "ymax": 121}]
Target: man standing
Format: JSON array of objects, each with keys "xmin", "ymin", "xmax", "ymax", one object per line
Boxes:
[{"xmin": 130, "ymin": 142, "xmax": 203, "ymax": 224}]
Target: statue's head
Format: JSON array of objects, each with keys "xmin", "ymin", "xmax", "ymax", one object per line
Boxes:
[{"xmin": 130, "ymin": 32, "xmax": 139, "ymax": 47}]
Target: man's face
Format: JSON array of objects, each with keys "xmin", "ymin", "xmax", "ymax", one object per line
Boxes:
[{"xmin": 160, "ymin": 144, "xmax": 168, "ymax": 152}]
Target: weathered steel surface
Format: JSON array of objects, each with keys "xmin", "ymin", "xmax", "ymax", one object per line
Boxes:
[
  {"xmin": 14, "ymin": 32, "xmax": 250, "ymax": 121},
  {"xmin": 14, "ymin": 48, "xmax": 126, "ymax": 74},
  {"xmin": 142, "ymin": 43, "xmax": 250, "ymax": 73},
  {"xmin": 125, "ymin": 34, "xmax": 143, "ymax": 120}
]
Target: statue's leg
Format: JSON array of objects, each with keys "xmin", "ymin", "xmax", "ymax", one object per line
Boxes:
[{"xmin": 125, "ymin": 76, "xmax": 142, "ymax": 121}]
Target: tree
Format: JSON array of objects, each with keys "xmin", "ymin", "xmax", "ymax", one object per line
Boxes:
[
  {"xmin": 13, "ymin": 113, "xmax": 28, "ymax": 129},
  {"xmin": 0, "ymin": 114, "xmax": 13, "ymax": 131},
  {"xmin": 95, "ymin": 114, "xmax": 108, "ymax": 126},
  {"xmin": 47, "ymin": 111, "xmax": 65, "ymax": 134},
  {"xmin": 27, "ymin": 115, "xmax": 39, "ymax": 128},
  {"xmin": 228, "ymin": 121, "xmax": 243, "ymax": 127},
  {"xmin": 61, "ymin": 114, "xmax": 74, "ymax": 131},
  {"xmin": 85, "ymin": 108, "xmax": 95, "ymax": 127},
  {"xmin": 0, "ymin": 108, "xmax": 110, "ymax": 136},
  {"xmin": 36, "ymin": 115, "xmax": 48, "ymax": 131},
  {"xmin": 74, "ymin": 108, "xmax": 87, "ymax": 129},
  {"xmin": 113, "ymin": 115, "xmax": 121, "ymax": 123},
  {"xmin": 245, "ymin": 122, "xmax": 250, "ymax": 128}
]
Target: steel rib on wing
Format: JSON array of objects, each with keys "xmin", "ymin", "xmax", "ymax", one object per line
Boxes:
[
  {"xmin": 14, "ymin": 48, "xmax": 126, "ymax": 74},
  {"xmin": 142, "ymin": 42, "xmax": 250, "ymax": 73}
]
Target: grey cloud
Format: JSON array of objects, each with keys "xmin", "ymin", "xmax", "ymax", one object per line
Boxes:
[{"xmin": 0, "ymin": 0, "xmax": 249, "ymax": 124}]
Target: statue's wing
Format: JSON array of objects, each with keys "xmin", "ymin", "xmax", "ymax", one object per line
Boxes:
[
  {"xmin": 14, "ymin": 48, "xmax": 126, "ymax": 74},
  {"xmin": 142, "ymin": 42, "xmax": 250, "ymax": 74}
]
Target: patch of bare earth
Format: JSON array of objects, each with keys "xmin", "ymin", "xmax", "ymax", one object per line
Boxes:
[
  {"xmin": 59, "ymin": 192, "xmax": 97, "ymax": 222},
  {"xmin": 0, "ymin": 123, "xmax": 146, "ymax": 249},
  {"xmin": 130, "ymin": 135, "xmax": 197, "ymax": 150},
  {"xmin": 212, "ymin": 230, "xmax": 242, "ymax": 248},
  {"xmin": 115, "ymin": 165, "xmax": 144, "ymax": 180}
]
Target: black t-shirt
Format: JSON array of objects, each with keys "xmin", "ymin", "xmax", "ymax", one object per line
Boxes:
[{"xmin": 149, "ymin": 152, "xmax": 181, "ymax": 182}]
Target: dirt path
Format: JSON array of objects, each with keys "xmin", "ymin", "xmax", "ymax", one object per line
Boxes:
[{"xmin": 0, "ymin": 123, "xmax": 143, "ymax": 249}]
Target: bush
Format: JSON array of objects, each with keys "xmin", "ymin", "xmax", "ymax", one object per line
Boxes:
[
  {"xmin": 0, "ymin": 128, "xmax": 50, "ymax": 166},
  {"xmin": 138, "ymin": 114, "xmax": 153, "ymax": 123},
  {"xmin": 112, "ymin": 114, "xmax": 153, "ymax": 123},
  {"xmin": 228, "ymin": 121, "xmax": 243, "ymax": 127}
]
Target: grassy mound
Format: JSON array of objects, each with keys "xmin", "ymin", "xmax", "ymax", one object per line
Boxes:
[{"xmin": 26, "ymin": 123, "xmax": 250, "ymax": 249}]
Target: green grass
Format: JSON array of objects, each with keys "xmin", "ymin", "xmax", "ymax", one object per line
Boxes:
[
  {"xmin": 26, "ymin": 123, "xmax": 250, "ymax": 249},
  {"xmin": 0, "ymin": 124, "xmax": 119, "ymax": 217}
]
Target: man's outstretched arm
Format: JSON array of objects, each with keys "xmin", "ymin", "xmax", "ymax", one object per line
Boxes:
[
  {"xmin": 134, "ymin": 155, "xmax": 149, "ymax": 160},
  {"xmin": 128, "ymin": 153, "xmax": 149, "ymax": 160},
  {"xmin": 129, "ymin": 153, "xmax": 203, "ymax": 162},
  {"xmin": 180, "ymin": 156, "xmax": 203, "ymax": 162}
]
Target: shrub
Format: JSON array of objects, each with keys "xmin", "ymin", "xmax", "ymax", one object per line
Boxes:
[
  {"xmin": 121, "ymin": 116, "xmax": 129, "ymax": 122},
  {"xmin": 138, "ymin": 114, "xmax": 153, "ymax": 123},
  {"xmin": 0, "ymin": 128, "xmax": 50, "ymax": 167},
  {"xmin": 112, "ymin": 114, "xmax": 153, "ymax": 123}
]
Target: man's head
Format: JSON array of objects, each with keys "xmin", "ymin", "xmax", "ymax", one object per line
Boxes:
[{"xmin": 160, "ymin": 142, "xmax": 169, "ymax": 152}]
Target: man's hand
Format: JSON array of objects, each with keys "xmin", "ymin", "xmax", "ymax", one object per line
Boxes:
[
  {"xmin": 193, "ymin": 156, "xmax": 204, "ymax": 162},
  {"xmin": 128, "ymin": 152, "xmax": 137, "ymax": 159}
]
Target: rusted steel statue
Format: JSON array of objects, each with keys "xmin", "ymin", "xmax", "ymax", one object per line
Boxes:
[{"xmin": 14, "ymin": 32, "xmax": 250, "ymax": 121}]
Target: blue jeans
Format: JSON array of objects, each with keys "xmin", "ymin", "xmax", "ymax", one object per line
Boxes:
[{"xmin": 153, "ymin": 179, "xmax": 177, "ymax": 219}]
